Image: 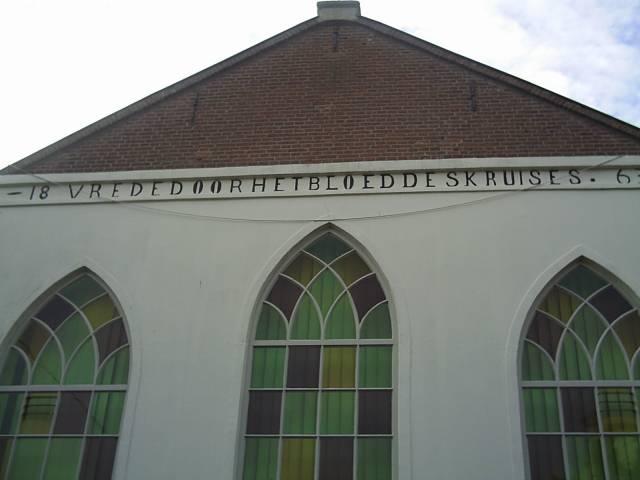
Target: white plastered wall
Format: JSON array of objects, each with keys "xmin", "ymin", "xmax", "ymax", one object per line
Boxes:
[{"xmin": 0, "ymin": 160, "xmax": 639, "ymax": 480}]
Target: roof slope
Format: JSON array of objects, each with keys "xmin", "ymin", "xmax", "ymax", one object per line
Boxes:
[{"xmin": 6, "ymin": 11, "xmax": 640, "ymax": 174}]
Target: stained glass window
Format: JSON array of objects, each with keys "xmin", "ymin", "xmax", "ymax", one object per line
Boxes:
[
  {"xmin": 0, "ymin": 273, "xmax": 130, "ymax": 479},
  {"xmin": 243, "ymin": 232, "xmax": 393, "ymax": 480},
  {"xmin": 520, "ymin": 263, "xmax": 640, "ymax": 479}
]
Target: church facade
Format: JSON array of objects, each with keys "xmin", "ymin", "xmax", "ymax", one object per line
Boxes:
[{"xmin": 1, "ymin": 2, "xmax": 639, "ymax": 479}]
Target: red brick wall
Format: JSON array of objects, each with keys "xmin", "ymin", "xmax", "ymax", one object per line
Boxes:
[{"xmin": 23, "ymin": 22, "xmax": 640, "ymax": 173}]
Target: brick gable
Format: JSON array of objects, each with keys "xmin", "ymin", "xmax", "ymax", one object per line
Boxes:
[{"xmin": 8, "ymin": 20, "xmax": 640, "ymax": 174}]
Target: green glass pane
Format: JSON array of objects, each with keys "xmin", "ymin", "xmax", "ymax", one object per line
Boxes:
[
  {"xmin": 16, "ymin": 320, "xmax": 50, "ymax": 363},
  {"xmin": 283, "ymin": 391, "xmax": 317, "ymax": 434},
  {"xmin": 64, "ymin": 338, "xmax": 95, "ymax": 384},
  {"xmin": 331, "ymin": 252, "xmax": 371, "ymax": 286},
  {"xmin": 56, "ymin": 312, "xmax": 90, "ymax": 362},
  {"xmin": 43, "ymin": 437, "xmax": 82, "ymax": 480},
  {"xmin": 571, "ymin": 305, "xmax": 607, "ymax": 355},
  {"xmin": 359, "ymin": 346, "xmax": 392, "ymax": 388},
  {"xmin": 523, "ymin": 388, "xmax": 560, "ymax": 432},
  {"xmin": 322, "ymin": 347, "xmax": 355, "ymax": 388},
  {"xmin": 320, "ymin": 391, "xmax": 354, "ymax": 434},
  {"xmin": 290, "ymin": 294, "xmax": 321, "ymax": 340},
  {"xmin": 88, "ymin": 391, "xmax": 125, "ymax": 435},
  {"xmin": 598, "ymin": 388, "xmax": 637, "ymax": 432},
  {"xmin": 305, "ymin": 234, "xmax": 350, "ymax": 263},
  {"xmin": 8, "ymin": 438, "xmax": 47, "ymax": 480},
  {"xmin": 360, "ymin": 303, "xmax": 392, "ymax": 339},
  {"xmin": 82, "ymin": 294, "xmax": 118, "ymax": 330},
  {"xmin": 559, "ymin": 332, "xmax": 592, "ymax": 380},
  {"xmin": 358, "ymin": 438, "xmax": 391, "ymax": 480},
  {"xmin": 60, "ymin": 275, "xmax": 105, "ymax": 308},
  {"xmin": 596, "ymin": 332, "xmax": 629, "ymax": 380},
  {"xmin": 0, "ymin": 349, "xmax": 28, "ymax": 385},
  {"xmin": 281, "ymin": 438, "xmax": 316, "ymax": 480},
  {"xmin": 19, "ymin": 393, "xmax": 57, "ymax": 434},
  {"xmin": 325, "ymin": 294, "xmax": 356, "ymax": 339},
  {"xmin": 560, "ymin": 265, "xmax": 607, "ymax": 299},
  {"xmin": 0, "ymin": 393, "xmax": 24, "ymax": 434},
  {"xmin": 97, "ymin": 346, "xmax": 130, "ymax": 385},
  {"xmin": 521, "ymin": 341, "xmax": 555, "ymax": 381},
  {"xmin": 0, "ymin": 438, "xmax": 13, "ymax": 479},
  {"xmin": 566, "ymin": 436, "xmax": 604, "ymax": 480},
  {"xmin": 614, "ymin": 312, "xmax": 640, "ymax": 360},
  {"xmin": 243, "ymin": 437, "xmax": 278, "ymax": 480},
  {"xmin": 309, "ymin": 270, "xmax": 343, "ymax": 318},
  {"xmin": 32, "ymin": 339, "xmax": 62, "ymax": 385},
  {"xmin": 255, "ymin": 304, "xmax": 287, "ymax": 341},
  {"xmin": 283, "ymin": 254, "xmax": 323, "ymax": 286},
  {"xmin": 539, "ymin": 286, "xmax": 582, "ymax": 323},
  {"xmin": 250, "ymin": 347, "xmax": 285, "ymax": 388},
  {"xmin": 605, "ymin": 436, "xmax": 640, "ymax": 480}
]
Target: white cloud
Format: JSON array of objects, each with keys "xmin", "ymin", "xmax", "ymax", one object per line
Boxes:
[{"xmin": 0, "ymin": 0, "xmax": 638, "ymax": 170}]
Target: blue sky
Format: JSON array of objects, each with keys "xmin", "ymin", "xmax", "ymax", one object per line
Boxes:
[{"xmin": 0, "ymin": 0, "xmax": 638, "ymax": 169}]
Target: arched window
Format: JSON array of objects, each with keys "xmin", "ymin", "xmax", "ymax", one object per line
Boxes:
[
  {"xmin": 242, "ymin": 231, "xmax": 394, "ymax": 480},
  {"xmin": 0, "ymin": 272, "xmax": 130, "ymax": 479},
  {"xmin": 520, "ymin": 262, "xmax": 640, "ymax": 479}
]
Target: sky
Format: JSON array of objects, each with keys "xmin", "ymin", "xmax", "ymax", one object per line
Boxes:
[{"xmin": 1, "ymin": 0, "xmax": 638, "ymax": 170}]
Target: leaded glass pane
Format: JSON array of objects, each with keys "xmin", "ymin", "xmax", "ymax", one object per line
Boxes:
[
  {"xmin": 527, "ymin": 435, "xmax": 566, "ymax": 480},
  {"xmin": 32, "ymin": 338, "xmax": 62, "ymax": 384},
  {"xmin": 360, "ymin": 302, "xmax": 392, "ymax": 339},
  {"xmin": 559, "ymin": 332, "xmax": 592, "ymax": 380},
  {"xmin": 283, "ymin": 253, "xmax": 323, "ymax": 286},
  {"xmin": 613, "ymin": 312, "xmax": 640, "ymax": 360},
  {"xmin": 291, "ymin": 293, "xmax": 321, "ymax": 340},
  {"xmin": 331, "ymin": 252, "xmax": 371, "ymax": 287},
  {"xmin": 60, "ymin": 275, "xmax": 105, "ymax": 308},
  {"xmin": 17, "ymin": 320, "xmax": 50, "ymax": 363},
  {"xmin": 566, "ymin": 436, "xmax": 605, "ymax": 480},
  {"xmin": 539, "ymin": 286, "xmax": 581, "ymax": 323},
  {"xmin": 605, "ymin": 436, "xmax": 640, "ymax": 480},
  {"xmin": 88, "ymin": 391, "xmax": 125, "ymax": 435},
  {"xmin": 54, "ymin": 391, "xmax": 91, "ymax": 434},
  {"xmin": 35, "ymin": 295, "xmax": 75, "ymax": 331},
  {"xmin": 323, "ymin": 346, "xmax": 356, "ymax": 388},
  {"xmin": 94, "ymin": 318, "xmax": 128, "ymax": 364},
  {"xmin": 596, "ymin": 332, "xmax": 629, "ymax": 380},
  {"xmin": 243, "ymin": 437, "xmax": 278, "ymax": 480},
  {"xmin": 0, "ymin": 438, "xmax": 13, "ymax": 479},
  {"xmin": 0, "ymin": 393, "xmax": 23, "ymax": 434},
  {"xmin": 523, "ymin": 388, "xmax": 560, "ymax": 433},
  {"xmin": 571, "ymin": 304, "xmax": 607, "ymax": 355},
  {"xmin": 64, "ymin": 338, "xmax": 96, "ymax": 385},
  {"xmin": 8, "ymin": 438, "xmax": 48, "ymax": 480},
  {"xmin": 521, "ymin": 341, "xmax": 555, "ymax": 381},
  {"xmin": 97, "ymin": 346, "xmax": 130, "ymax": 385},
  {"xmin": 19, "ymin": 392, "xmax": 57, "ymax": 434},
  {"xmin": 320, "ymin": 438, "xmax": 354, "ymax": 480},
  {"xmin": 358, "ymin": 390, "xmax": 391, "ymax": 434},
  {"xmin": 325, "ymin": 293, "xmax": 356, "ymax": 339},
  {"xmin": 82, "ymin": 295, "xmax": 119, "ymax": 330},
  {"xmin": 255, "ymin": 304, "xmax": 287, "ymax": 340},
  {"xmin": 320, "ymin": 391, "xmax": 354, "ymax": 434},
  {"xmin": 305, "ymin": 234, "xmax": 350, "ymax": 263},
  {"xmin": 309, "ymin": 269, "xmax": 343, "ymax": 318},
  {"xmin": 281, "ymin": 438, "xmax": 316, "ymax": 480},
  {"xmin": 349, "ymin": 275, "xmax": 385, "ymax": 320},
  {"xmin": 559, "ymin": 265, "xmax": 607, "ymax": 299},
  {"xmin": 56, "ymin": 312, "xmax": 90, "ymax": 362},
  {"xmin": 43, "ymin": 437, "xmax": 83, "ymax": 480},
  {"xmin": 591, "ymin": 286, "xmax": 633, "ymax": 324},
  {"xmin": 246, "ymin": 391, "xmax": 282, "ymax": 435},
  {"xmin": 79, "ymin": 437, "xmax": 118, "ymax": 480},
  {"xmin": 526, "ymin": 311, "xmax": 564, "ymax": 358},
  {"xmin": 598, "ymin": 388, "xmax": 637, "ymax": 432},
  {"xmin": 0, "ymin": 349, "xmax": 28, "ymax": 385},
  {"xmin": 283, "ymin": 391, "xmax": 317, "ymax": 434},
  {"xmin": 250, "ymin": 347, "xmax": 285, "ymax": 389},
  {"xmin": 266, "ymin": 277, "xmax": 302, "ymax": 321},
  {"xmin": 562, "ymin": 388, "xmax": 598, "ymax": 433},
  {"xmin": 360, "ymin": 346, "xmax": 392, "ymax": 388},
  {"xmin": 358, "ymin": 438, "xmax": 391, "ymax": 480},
  {"xmin": 287, "ymin": 346, "xmax": 320, "ymax": 388}
]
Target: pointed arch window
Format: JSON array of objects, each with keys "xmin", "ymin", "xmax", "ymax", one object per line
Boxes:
[
  {"xmin": 243, "ymin": 232, "xmax": 394, "ymax": 480},
  {"xmin": 520, "ymin": 262, "xmax": 640, "ymax": 479},
  {"xmin": 0, "ymin": 273, "xmax": 130, "ymax": 479}
]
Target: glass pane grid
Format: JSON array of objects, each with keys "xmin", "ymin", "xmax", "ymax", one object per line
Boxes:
[
  {"xmin": 0, "ymin": 274, "xmax": 130, "ymax": 480},
  {"xmin": 521, "ymin": 265, "xmax": 640, "ymax": 480}
]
